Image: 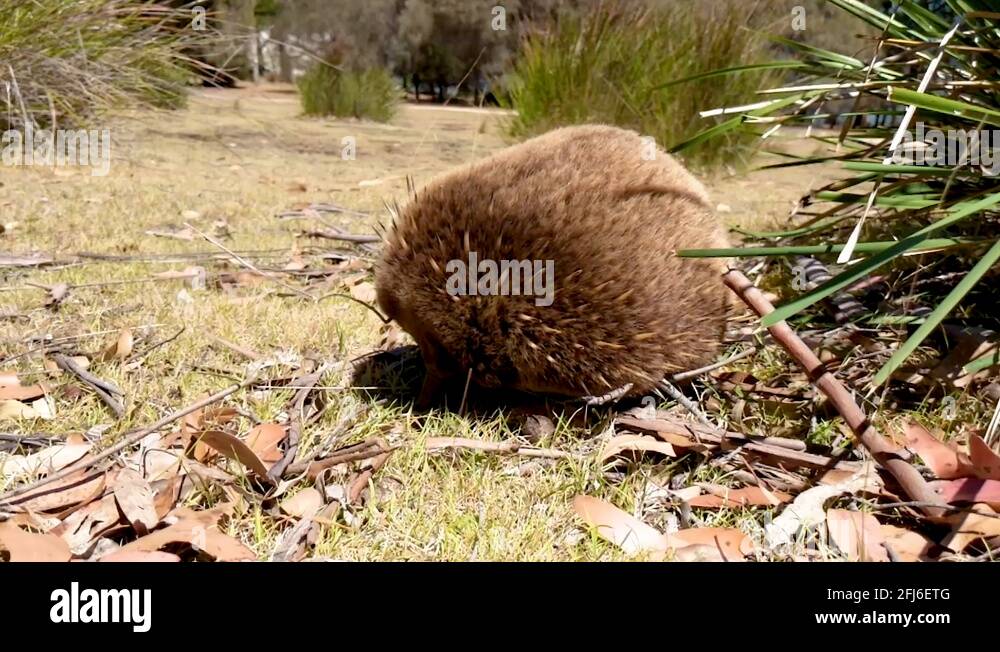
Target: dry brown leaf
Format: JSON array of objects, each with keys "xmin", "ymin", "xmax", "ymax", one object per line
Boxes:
[
  {"xmin": 880, "ymin": 524, "xmax": 935, "ymax": 562},
  {"xmin": 99, "ymin": 550, "xmax": 181, "ymax": 562},
  {"xmin": 245, "ymin": 423, "xmax": 287, "ymax": 465},
  {"xmin": 941, "ymin": 504, "xmax": 1000, "ymax": 552},
  {"xmin": 932, "ymin": 478, "xmax": 1000, "ymax": 508},
  {"xmin": 195, "ymin": 430, "xmax": 270, "ymax": 477},
  {"xmin": 902, "ymin": 421, "xmax": 974, "ymax": 479},
  {"xmin": 0, "ymin": 373, "xmax": 47, "ymax": 401},
  {"xmin": 968, "ymin": 435, "xmax": 1000, "ymax": 481},
  {"xmin": 688, "ymin": 486, "xmax": 790, "ymax": 509},
  {"xmin": 1, "ymin": 440, "xmax": 91, "ymax": 478},
  {"xmin": 226, "ymin": 270, "xmax": 267, "ymax": 287},
  {"xmin": 280, "ymin": 487, "xmax": 323, "ymax": 518},
  {"xmin": 99, "ymin": 328, "xmax": 134, "ymax": 361},
  {"xmin": 599, "ymin": 434, "xmax": 676, "ymax": 463},
  {"xmin": 54, "ymin": 494, "xmax": 124, "ymax": 554},
  {"xmin": 670, "ymin": 527, "xmax": 750, "ymax": 561},
  {"xmin": 765, "ymin": 472, "xmax": 876, "ymax": 547},
  {"xmin": 826, "ymin": 509, "xmax": 889, "ymax": 562},
  {"xmin": 112, "ymin": 469, "xmax": 159, "ymax": 535},
  {"xmin": 0, "ymin": 521, "xmax": 72, "ymax": 561},
  {"xmin": 0, "ymin": 399, "xmax": 41, "ymax": 420},
  {"xmin": 6, "ymin": 470, "xmax": 106, "ymax": 513},
  {"xmin": 183, "ymin": 404, "xmax": 239, "ymax": 461},
  {"xmin": 151, "ymin": 476, "xmax": 186, "ymax": 520},
  {"xmin": 572, "ymin": 495, "xmax": 668, "ymax": 558},
  {"xmin": 115, "ymin": 505, "xmax": 255, "ymax": 561}
]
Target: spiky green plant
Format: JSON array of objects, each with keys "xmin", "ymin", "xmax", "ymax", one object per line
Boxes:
[
  {"xmin": 502, "ymin": 0, "xmax": 782, "ymax": 169},
  {"xmin": 677, "ymin": 0, "xmax": 1000, "ymax": 387},
  {"xmin": 298, "ymin": 64, "xmax": 398, "ymax": 122},
  {"xmin": 0, "ymin": 0, "xmax": 216, "ymax": 131}
]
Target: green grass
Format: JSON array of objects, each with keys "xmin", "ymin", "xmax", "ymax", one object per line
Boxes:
[
  {"xmin": 298, "ymin": 65, "xmax": 398, "ymax": 123},
  {"xmin": 0, "ymin": 0, "xmax": 210, "ymax": 130},
  {"xmin": 501, "ymin": 0, "xmax": 782, "ymax": 169}
]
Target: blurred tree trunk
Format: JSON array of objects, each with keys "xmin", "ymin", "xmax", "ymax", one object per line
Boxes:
[
  {"xmin": 272, "ymin": 21, "xmax": 293, "ymax": 83},
  {"xmin": 220, "ymin": 0, "xmax": 256, "ymax": 81}
]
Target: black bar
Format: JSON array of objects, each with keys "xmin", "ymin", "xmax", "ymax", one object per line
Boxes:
[{"xmin": 0, "ymin": 562, "xmax": 991, "ymax": 638}]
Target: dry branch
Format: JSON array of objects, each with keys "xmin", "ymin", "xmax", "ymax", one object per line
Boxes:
[
  {"xmin": 52, "ymin": 353, "xmax": 125, "ymax": 419},
  {"xmin": 722, "ymin": 269, "xmax": 947, "ymax": 519}
]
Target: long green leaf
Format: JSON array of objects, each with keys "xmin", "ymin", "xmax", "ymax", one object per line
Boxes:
[
  {"xmin": 671, "ymin": 93, "xmax": 804, "ymax": 153},
  {"xmin": 669, "ymin": 115, "xmax": 744, "ymax": 153},
  {"xmin": 828, "ymin": 0, "xmax": 912, "ymax": 34},
  {"xmin": 889, "ymin": 87, "xmax": 1000, "ymax": 128},
  {"xmin": 814, "ymin": 190, "xmax": 938, "ymax": 208},
  {"xmin": 764, "ymin": 33, "xmax": 866, "ymax": 70},
  {"xmin": 841, "ymin": 161, "xmax": 959, "ymax": 176},
  {"xmin": 760, "ymin": 192, "xmax": 1000, "ymax": 326},
  {"xmin": 873, "ymin": 238, "xmax": 1000, "ymax": 385},
  {"xmin": 677, "ymin": 238, "xmax": 971, "ymax": 258},
  {"xmin": 964, "ymin": 348, "xmax": 1000, "ymax": 375}
]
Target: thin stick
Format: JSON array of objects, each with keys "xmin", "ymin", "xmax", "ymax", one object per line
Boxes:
[
  {"xmin": 52, "ymin": 353, "xmax": 125, "ymax": 419},
  {"xmin": 206, "ymin": 333, "xmax": 264, "ymax": 361},
  {"xmin": 299, "ymin": 229, "xmax": 381, "ymax": 244},
  {"xmin": 0, "ymin": 378, "xmax": 255, "ymax": 505},
  {"xmin": 458, "ymin": 368, "xmax": 473, "ymax": 416},
  {"xmin": 424, "ymin": 437, "xmax": 581, "ymax": 460},
  {"xmin": 304, "ymin": 442, "xmax": 396, "ymax": 480},
  {"xmin": 657, "ymin": 379, "xmax": 715, "ymax": 430},
  {"xmin": 723, "ymin": 269, "xmax": 948, "ymax": 519},
  {"xmin": 184, "ymin": 222, "xmax": 314, "ymax": 300},
  {"xmin": 314, "ymin": 292, "xmax": 391, "ymax": 323},
  {"xmin": 671, "ymin": 346, "xmax": 759, "ymax": 382}
]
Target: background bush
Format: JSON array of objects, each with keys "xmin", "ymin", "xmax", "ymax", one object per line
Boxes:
[
  {"xmin": 502, "ymin": 1, "xmax": 783, "ymax": 169},
  {"xmin": 0, "ymin": 0, "xmax": 211, "ymax": 130},
  {"xmin": 298, "ymin": 64, "xmax": 398, "ymax": 122}
]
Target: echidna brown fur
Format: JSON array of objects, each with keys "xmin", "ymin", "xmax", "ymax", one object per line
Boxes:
[{"xmin": 375, "ymin": 124, "xmax": 735, "ymax": 405}]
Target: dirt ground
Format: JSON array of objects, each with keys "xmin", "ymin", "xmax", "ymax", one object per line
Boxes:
[{"xmin": 0, "ymin": 84, "xmax": 852, "ymax": 561}]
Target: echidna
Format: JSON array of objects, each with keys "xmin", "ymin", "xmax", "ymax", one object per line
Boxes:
[{"xmin": 375, "ymin": 124, "xmax": 734, "ymax": 406}]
